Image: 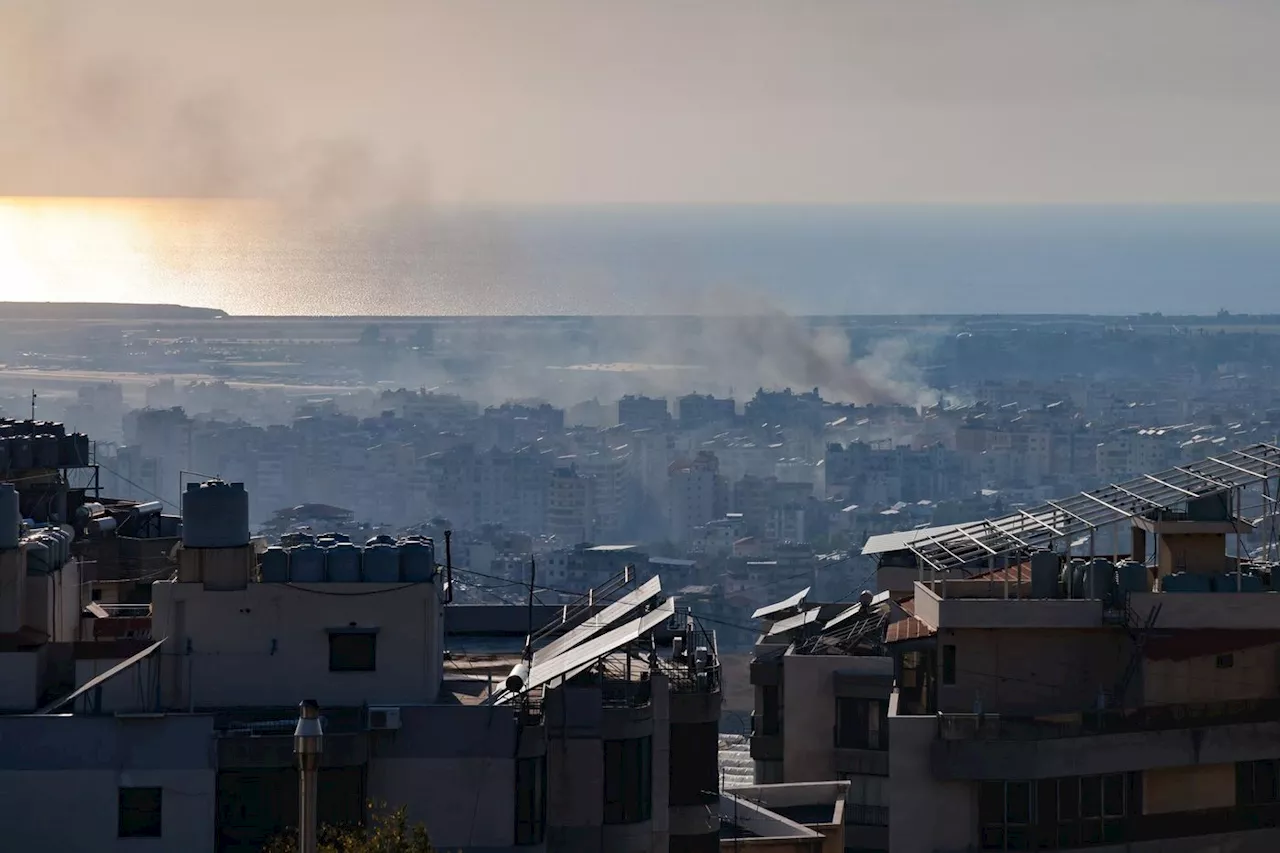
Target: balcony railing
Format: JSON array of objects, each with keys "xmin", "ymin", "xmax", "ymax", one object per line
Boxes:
[{"xmin": 938, "ymin": 696, "xmax": 1280, "ymax": 742}]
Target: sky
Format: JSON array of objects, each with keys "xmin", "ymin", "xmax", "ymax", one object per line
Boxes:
[{"xmin": 2, "ymin": 0, "xmax": 1280, "ymax": 205}]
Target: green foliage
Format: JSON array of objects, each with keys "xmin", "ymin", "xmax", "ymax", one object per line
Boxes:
[{"xmin": 264, "ymin": 804, "xmax": 434, "ymax": 853}]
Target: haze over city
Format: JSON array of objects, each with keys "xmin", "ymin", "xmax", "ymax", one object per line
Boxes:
[{"xmin": 5, "ymin": 3, "xmax": 1280, "ymax": 853}]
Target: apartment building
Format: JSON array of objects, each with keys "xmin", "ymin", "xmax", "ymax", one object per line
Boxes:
[
  {"xmin": 0, "ymin": 479, "xmax": 722, "ymax": 853},
  {"xmin": 749, "ymin": 589, "xmax": 894, "ymax": 853},
  {"xmin": 880, "ymin": 442, "xmax": 1280, "ymax": 853}
]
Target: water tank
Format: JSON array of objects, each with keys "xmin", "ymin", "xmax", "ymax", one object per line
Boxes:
[
  {"xmin": 0, "ymin": 440, "xmax": 9, "ymax": 473},
  {"xmin": 72, "ymin": 433, "xmax": 90, "ymax": 465},
  {"xmin": 0, "ymin": 483, "xmax": 19, "ymax": 549},
  {"xmin": 288, "ymin": 544, "xmax": 325, "ymax": 582},
  {"xmin": 327, "ymin": 532, "xmax": 351, "ymax": 544},
  {"xmin": 260, "ymin": 546, "xmax": 290, "ymax": 583},
  {"xmin": 362, "ymin": 543, "xmax": 401, "ymax": 582},
  {"xmin": 1084, "ymin": 559, "xmax": 1116, "ymax": 600},
  {"xmin": 24, "ymin": 536, "xmax": 52, "ymax": 574},
  {"xmin": 1115, "ymin": 560, "xmax": 1150, "ymax": 595},
  {"xmin": 1029, "ymin": 550, "xmax": 1060, "ymax": 599},
  {"xmin": 365, "ymin": 534, "xmax": 395, "ymax": 547},
  {"xmin": 1160, "ymin": 572, "xmax": 1213, "ymax": 593},
  {"xmin": 182, "ymin": 481, "xmax": 250, "ymax": 548},
  {"xmin": 1069, "ymin": 559, "xmax": 1087, "ymax": 599},
  {"xmin": 33, "ymin": 435, "xmax": 58, "ymax": 468},
  {"xmin": 326, "ymin": 542, "xmax": 362, "ymax": 582},
  {"xmin": 1213, "ymin": 571, "xmax": 1266, "ymax": 593},
  {"xmin": 9, "ymin": 438, "xmax": 32, "ymax": 470},
  {"xmin": 399, "ymin": 539, "xmax": 435, "ymax": 583}
]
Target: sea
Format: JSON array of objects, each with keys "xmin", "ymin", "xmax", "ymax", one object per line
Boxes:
[{"xmin": 2, "ymin": 199, "xmax": 1280, "ymax": 317}]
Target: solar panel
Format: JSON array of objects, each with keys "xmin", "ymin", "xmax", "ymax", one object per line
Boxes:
[
  {"xmin": 906, "ymin": 442, "xmax": 1280, "ymax": 574},
  {"xmin": 533, "ymin": 576, "xmax": 663, "ymax": 666},
  {"xmin": 752, "ymin": 586, "xmax": 811, "ymax": 620},
  {"xmin": 495, "ymin": 598, "xmax": 676, "ymax": 704},
  {"xmin": 765, "ymin": 606, "xmax": 823, "ymax": 637},
  {"xmin": 822, "ymin": 590, "xmax": 891, "ymax": 633},
  {"xmin": 37, "ymin": 638, "xmax": 166, "ymax": 715}
]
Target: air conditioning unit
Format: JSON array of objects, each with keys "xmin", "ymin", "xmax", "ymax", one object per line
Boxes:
[{"xmin": 369, "ymin": 707, "xmax": 402, "ymax": 731}]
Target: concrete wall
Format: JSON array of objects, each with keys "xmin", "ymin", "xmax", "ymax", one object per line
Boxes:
[
  {"xmin": 782, "ymin": 655, "xmax": 891, "ymax": 782},
  {"xmin": 0, "ymin": 648, "xmax": 42, "ymax": 710},
  {"xmin": 0, "ymin": 714, "xmax": 216, "ymax": 853},
  {"xmin": 1143, "ymin": 764, "xmax": 1235, "ymax": 815},
  {"xmin": 936, "ymin": 627, "xmax": 1126, "ymax": 714},
  {"xmin": 150, "ymin": 578, "xmax": 443, "ymax": 709},
  {"xmin": 75, "ymin": 654, "xmax": 163, "ymax": 713},
  {"xmin": 888, "ymin": 709, "xmax": 974, "ymax": 853},
  {"xmin": 1130, "ymin": 592, "xmax": 1280, "ymax": 629},
  {"xmin": 1144, "ymin": 643, "xmax": 1280, "ymax": 705},
  {"xmin": 934, "ymin": 719, "xmax": 1280, "ymax": 780},
  {"xmin": 367, "ymin": 704, "xmax": 519, "ymax": 850}
]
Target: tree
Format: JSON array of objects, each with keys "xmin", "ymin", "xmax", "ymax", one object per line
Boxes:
[{"xmin": 264, "ymin": 804, "xmax": 434, "ymax": 853}]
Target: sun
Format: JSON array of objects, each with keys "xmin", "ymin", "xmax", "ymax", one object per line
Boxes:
[{"xmin": 0, "ymin": 197, "xmax": 163, "ymax": 305}]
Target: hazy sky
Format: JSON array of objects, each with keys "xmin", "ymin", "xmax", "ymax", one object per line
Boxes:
[{"xmin": 3, "ymin": 0, "xmax": 1280, "ymax": 205}]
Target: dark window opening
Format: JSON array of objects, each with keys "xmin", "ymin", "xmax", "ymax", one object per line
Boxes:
[
  {"xmin": 979, "ymin": 774, "xmax": 1136, "ymax": 850},
  {"xmin": 942, "ymin": 644, "xmax": 957, "ymax": 685},
  {"xmin": 760, "ymin": 685, "xmax": 780, "ymax": 735},
  {"xmin": 604, "ymin": 736, "xmax": 653, "ymax": 824},
  {"xmin": 1238, "ymin": 759, "xmax": 1280, "ymax": 806},
  {"xmin": 329, "ymin": 631, "xmax": 377, "ymax": 672},
  {"xmin": 835, "ymin": 698, "xmax": 888, "ymax": 750},
  {"xmin": 1216, "ymin": 653, "xmax": 1235, "ymax": 669},
  {"xmin": 119, "ymin": 786, "xmax": 163, "ymax": 838},
  {"xmin": 515, "ymin": 756, "xmax": 546, "ymax": 845}
]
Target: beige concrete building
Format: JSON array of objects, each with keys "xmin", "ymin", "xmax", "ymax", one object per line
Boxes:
[
  {"xmin": 881, "ymin": 444, "xmax": 1280, "ymax": 853},
  {"xmin": 0, "ymin": 480, "xmax": 722, "ymax": 853},
  {"xmin": 749, "ymin": 591, "xmax": 893, "ymax": 853}
]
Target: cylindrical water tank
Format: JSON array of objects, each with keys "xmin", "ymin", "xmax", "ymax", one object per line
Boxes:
[
  {"xmin": 10, "ymin": 438, "xmax": 32, "ymax": 470},
  {"xmin": 1213, "ymin": 571, "xmax": 1266, "ymax": 592},
  {"xmin": 327, "ymin": 532, "xmax": 351, "ymax": 544},
  {"xmin": 288, "ymin": 544, "xmax": 325, "ymax": 582},
  {"xmin": 1115, "ymin": 560, "xmax": 1149, "ymax": 595},
  {"xmin": 73, "ymin": 433, "xmax": 90, "ymax": 465},
  {"xmin": 365, "ymin": 534, "xmax": 395, "ymax": 547},
  {"xmin": 33, "ymin": 435, "xmax": 58, "ymax": 468},
  {"xmin": 25, "ymin": 536, "xmax": 52, "ymax": 574},
  {"xmin": 0, "ymin": 483, "xmax": 19, "ymax": 549},
  {"xmin": 1084, "ymin": 559, "xmax": 1116, "ymax": 600},
  {"xmin": 1029, "ymin": 550, "xmax": 1060, "ymax": 599},
  {"xmin": 182, "ymin": 481, "xmax": 250, "ymax": 548},
  {"xmin": 326, "ymin": 542, "xmax": 361, "ymax": 582},
  {"xmin": 0, "ymin": 441, "xmax": 9, "ymax": 473},
  {"xmin": 260, "ymin": 546, "xmax": 290, "ymax": 583},
  {"xmin": 1161, "ymin": 572, "xmax": 1213, "ymax": 593},
  {"xmin": 362, "ymin": 543, "xmax": 401, "ymax": 582},
  {"xmin": 1068, "ymin": 559, "xmax": 1087, "ymax": 599},
  {"xmin": 399, "ymin": 539, "xmax": 435, "ymax": 583}
]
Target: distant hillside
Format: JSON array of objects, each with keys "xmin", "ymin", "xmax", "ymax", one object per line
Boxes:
[{"xmin": 0, "ymin": 302, "xmax": 226, "ymax": 320}]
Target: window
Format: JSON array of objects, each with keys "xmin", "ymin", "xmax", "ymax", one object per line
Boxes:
[
  {"xmin": 118, "ymin": 786, "xmax": 162, "ymax": 838},
  {"xmin": 942, "ymin": 644, "xmax": 957, "ymax": 685},
  {"xmin": 979, "ymin": 774, "xmax": 1136, "ymax": 850},
  {"xmin": 604, "ymin": 736, "xmax": 653, "ymax": 824},
  {"xmin": 835, "ymin": 698, "xmax": 888, "ymax": 750},
  {"xmin": 760, "ymin": 685, "xmax": 780, "ymax": 736},
  {"xmin": 1238, "ymin": 759, "xmax": 1280, "ymax": 806},
  {"xmin": 1216, "ymin": 653, "xmax": 1235, "ymax": 669},
  {"xmin": 328, "ymin": 631, "xmax": 377, "ymax": 672},
  {"xmin": 515, "ymin": 756, "xmax": 546, "ymax": 845}
]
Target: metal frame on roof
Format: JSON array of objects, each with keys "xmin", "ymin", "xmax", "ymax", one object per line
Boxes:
[
  {"xmin": 905, "ymin": 442, "xmax": 1280, "ymax": 574},
  {"xmin": 37, "ymin": 638, "xmax": 165, "ymax": 715}
]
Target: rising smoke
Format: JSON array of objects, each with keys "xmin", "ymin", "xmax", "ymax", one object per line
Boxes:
[{"xmin": 0, "ymin": 1, "xmax": 941, "ymax": 409}]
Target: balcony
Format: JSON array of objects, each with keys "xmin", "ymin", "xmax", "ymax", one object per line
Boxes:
[
  {"xmin": 933, "ymin": 699, "xmax": 1280, "ymax": 780},
  {"xmin": 750, "ymin": 712, "xmax": 783, "ymax": 761}
]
